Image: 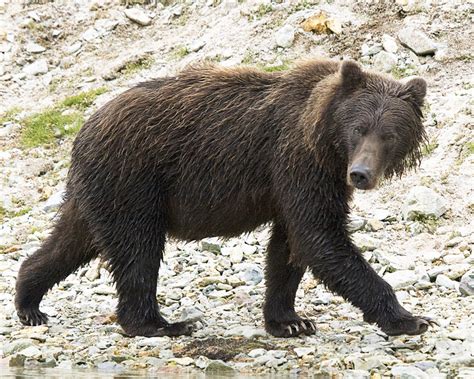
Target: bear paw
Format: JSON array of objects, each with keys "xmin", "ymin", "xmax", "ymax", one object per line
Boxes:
[
  {"xmin": 381, "ymin": 316, "xmax": 438, "ymax": 336},
  {"xmin": 18, "ymin": 307, "xmax": 48, "ymax": 326},
  {"xmin": 122, "ymin": 320, "xmax": 195, "ymax": 337},
  {"xmin": 266, "ymin": 318, "xmax": 317, "ymax": 338}
]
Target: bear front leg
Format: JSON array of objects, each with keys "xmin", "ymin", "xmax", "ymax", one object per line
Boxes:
[
  {"xmin": 264, "ymin": 222, "xmax": 316, "ymax": 337},
  {"xmin": 278, "ymin": 183, "xmax": 436, "ymax": 336}
]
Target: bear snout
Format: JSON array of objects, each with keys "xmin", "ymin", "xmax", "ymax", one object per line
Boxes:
[{"xmin": 349, "ymin": 164, "xmax": 374, "ymax": 190}]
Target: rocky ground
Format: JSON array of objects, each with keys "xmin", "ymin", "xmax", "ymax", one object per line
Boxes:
[{"xmin": 0, "ymin": 0, "xmax": 473, "ymax": 377}]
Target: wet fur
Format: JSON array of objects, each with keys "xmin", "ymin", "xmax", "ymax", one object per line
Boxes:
[{"xmin": 16, "ymin": 59, "xmax": 433, "ymax": 337}]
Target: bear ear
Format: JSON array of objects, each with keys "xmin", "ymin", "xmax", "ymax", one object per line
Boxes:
[
  {"xmin": 401, "ymin": 77, "xmax": 427, "ymax": 107},
  {"xmin": 340, "ymin": 60, "xmax": 365, "ymax": 90}
]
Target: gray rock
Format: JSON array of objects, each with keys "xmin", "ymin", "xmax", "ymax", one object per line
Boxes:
[
  {"xmin": 25, "ymin": 42, "xmax": 46, "ymax": 53},
  {"xmin": 361, "ymin": 43, "xmax": 383, "ymax": 56},
  {"xmin": 189, "ymin": 40, "xmax": 206, "ymax": 52},
  {"xmin": 372, "ymin": 51, "xmax": 398, "ymax": 73},
  {"xmin": 82, "ymin": 27, "xmax": 99, "ymax": 42},
  {"xmin": 391, "ymin": 364, "xmax": 429, "ymax": 379},
  {"xmin": 459, "ymin": 269, "xmax": 474, "ymax": 296},
  {"xmin": 224, "ymin": 325, "xmax": 266, "ymax": 338},
  {"xmin": 435, "ymin": 274, "xmax": 456, "ymax": 289},
  {"xmin": 402, "ymin": 186, "xmax": 447, "ymax": 220},
  {"xmin": 237, "ymin": 263, "xmax": 263, "ymax": 284},
  {"xmin": 23, "ymin": 59, "xmax": 48, "ymax": 75},
  {"xmin": 3, "ymin": 339, "xmax": 36, "ymax": 356},
  {"xmin": 65, "ymin": 42, "xmax": 82, "ymax": 54},
  {"xmin": 384, "ymin": 270, "xmax": 418, "ymax": 289},
  {"xmin": 275, "ymin": 25, "xmax": 295, "ymax": 48},
  {"xmin": 43, "ymin": 190, "xmax": 65, "ymax": 212},
  {"xmin": 347, "ymin": 216, "xmax": 366, "ymax": 232},
  {"xmin": 343, "ymin": 370, "xmax": 370, "ymax": 379},
  {"xmin": 201, "ymin": 238, "xmax": 221, "ymax": 253},
  {"xmin": 124, "ymin": 8, "xmax": 151, "ymax": 26},
  {"xmin": 398, "ymin": 28, "xmax": 437, "ymax": 56},
  {"xmin": 294, "ymin": 347, "xmax": 315, "ymax": 357},
  {"xmin": 382, "ymin": 34, "xmax": 398, "ymax": 53},
  {"xmin": 248, "ymin": 348, "xmax": 266, "ymax": 358},
  {"xmin": 374, "ymin": 250, "xmax": 414, "ymax": 270},
  {"xmin": 205, "ymin": 360, "xmax": 235, "ymax": 374}
]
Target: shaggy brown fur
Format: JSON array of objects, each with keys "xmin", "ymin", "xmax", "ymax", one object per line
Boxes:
[{"xmin": 15, "ymin": 59, "xmax": 436, "ymax": 338}]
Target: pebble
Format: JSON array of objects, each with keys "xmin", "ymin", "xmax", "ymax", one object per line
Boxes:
[
  {"xmin": 391, "ymin": 364, "xmax": 429, "ymax": 379},
  {"xmin": 459, "ymin": 270, "xmax": 474, "ymax": 296},
  {"xmin": 294, "ymin": 347, "xmax": 315, "ymax": 357},
  {"xmin": 384, "ymin": 270, "xmax": 418, "ymax": 289},
  {"xmin": 372, "ymin": 51, "xmax": 398, "ymax": 72},
  {"xmin": 435, "ymin": 274, "xmax": 457, "ymax": 289},
  {"xmin": 398, "ymin": 28, "xmax": 438, "ymax": 56},
  {"xmin": 124, "ymin": 8, "xmax": 151, "ymax": 26},
  {"xmin": 402, "ymin": 186, "xmax": 447, "ymax": 220},
  {"xmin": 25, "ymin": 43, "xmax": 46, "ymax": 54},
  {"xmin": 23, "ymin": 59, "xmax": 48, "ymax": 75},
  {"xmin": 382, "ymin": 34, "xmax": 398, "ymax": 53},
  {"xmin": 205, "ymin": 360, "xmax": 235, "ymax": 374},
  {"xmin": 275, "ymin": 25, "xmax": 295, "ymax": 48},
  {"xmin": 43, "ymin": 189, "xmax": 65, "ymax": 212}
]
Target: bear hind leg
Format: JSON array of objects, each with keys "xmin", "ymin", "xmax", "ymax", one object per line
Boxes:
[
  {"xmin": 263, "ymin": 222, "xmax": 316, "ymax": 337},
  {"xmin": 100, "ymin": 205, "xmax": 194, "ymax": 337},
  {"xmin": 15, "ymin": 199, "xmax": 99, "ymax": 326}
]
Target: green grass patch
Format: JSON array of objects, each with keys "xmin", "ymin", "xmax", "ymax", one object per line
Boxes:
[
  {"xmin": 421, "ymin": 139, "xmax": 438, "ymax": 156},
  {"xmin": 61, "ymin": 87, "xmax": 107, "ymax": 110},
  {"xmin": 20, "ymin": 87, "xmax": 108, "ymax": 148},
  {"xmin": 255, "ymin": 4, "xmax": 273, "ymax": 18},
  {"xmin": 122, "ymin": 56, "xmax": 154, "ymax": 76},
  {"xmin": 391, "ymin": 65, "xmax": 418, "ymax": 79},
  {"xmin": 172, "ymin": 45, "xmax": 190, "ymax": 60},
  {"xmin": 410, "ymin": 213, "xmax": 440, "ymax": 233},
  {"xmin": 261, "ymin": 60, "xmax": 292, "ymax": 72},
  {"xmin": 0, "ymin": 107, "xmax": 22, "ymax": 125},
  {"xmin": 21, "ymin": 109, "xmax": 83, "ymax": 148}
]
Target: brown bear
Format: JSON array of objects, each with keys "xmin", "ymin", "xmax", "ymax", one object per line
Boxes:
[{"xmin": 15, "ymin": 59, "xmax": 436, "ymax": 338}]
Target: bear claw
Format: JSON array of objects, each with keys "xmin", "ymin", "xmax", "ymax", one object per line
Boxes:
[
  {"xmin": 18, "ymin": 308, "xmax": 48, "ymax": 326},
  {"xmin": 266, "ymin": 318, "xmax": 317, "ymax": 338},
  {"xmin": 382, "ymin": 315, "xmax": 438, "ymax": 336}
]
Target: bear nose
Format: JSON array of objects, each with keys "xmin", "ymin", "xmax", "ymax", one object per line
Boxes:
[{"xmin": 350, "ymin": 165, "xmax": 371, "ymax": 190}]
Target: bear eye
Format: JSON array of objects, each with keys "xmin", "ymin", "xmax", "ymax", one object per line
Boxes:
[{"xmin": 354, "ymin": 127, "xmax": 363, "ymax": 136}]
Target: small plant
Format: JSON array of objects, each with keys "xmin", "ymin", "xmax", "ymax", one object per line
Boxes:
[
  {"xmin": 262, "ymin": 61, "xmax": 291, "ymax": 72},
  {"xmin": 20, "ymin": 87, "xmax": 107, "ymax": 148},
  {"xmin": 242, "ymin": 50, "xmax": 257, "ymax": 65},
  {"xmin": 21, "ymin": 109, "xmax": 83, "ymax": 148},
  {"xmin": 256, "ymin": 4, "xmax": 273, "ymax": 18},
  {"xmin": 421, "ymin": 139, "xmax": 438, "ymax": 156},
  {"xmin": 122, "ymin": 56, "xmax": 154, "ymax": 76},
  {"xmin": 172, "ymin": 45, "xmax": 190, "ymax": 59},
  {"xmin": 0, "ymin": 107, "xmax": 22, "ymax": 125},
  {"xmin": 61, "ymin": 87, "xmax": 107, "ymax": 111}
]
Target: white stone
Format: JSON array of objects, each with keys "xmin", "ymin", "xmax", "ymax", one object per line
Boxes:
[
  {"xmin": 382, "ymin": 34, "xmax": 398, "ymax": 53},
  {"xmin": 82, "ymin": 27, "xmax": 99, "ymax": 42},
  {"xmin": 23, "ymin": 59, "xmax": 48, "ymax": 75},
  {"xmin": 384, "ymin": 270, "xmax": 418, "ymax": 289},
  {"xmin": 43, "ymin": 189, "xmax": 65, "ymax": 212},
  {"xmin": 294, "ymin": 346, "xmax": 315, "ymax": 357},
  {"xmin": 402, "ymin": 186, "xmax": 447, "ymax": 220},
  {"xmin": 65, "ymin": 42, "xmax": 82, "ymax": 54},
  {"xmin": 391, "ymin": 364, "xmax": 429, "ymax": 379},
  {"xmin": 25, "ymin": 42, "xmax": 46, "ymax": 53},
  {"xmin": 124, "ymin": 8, "xmax": 151, "ymax": 26},
  {"xmin": 398, "ymin": 28, "xmax": 437, "ymax": 56},
  {"xmin": 275, "ymin": 25, "xmax": 295, "ymax": 48},
  {"xmin": 460, "ymin": 270, "xmax": 474, "ymax": 296},
  {"xmin": 248, "ymin": 348, "xmax": 266, "ymax": 358},
  {"xmin": 372, "ymin": 51, "xmax": 398, "ymax": 73},
  {"xmin": 436, "ymin": 274, "xmax": 456, "ymax": 289}
]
